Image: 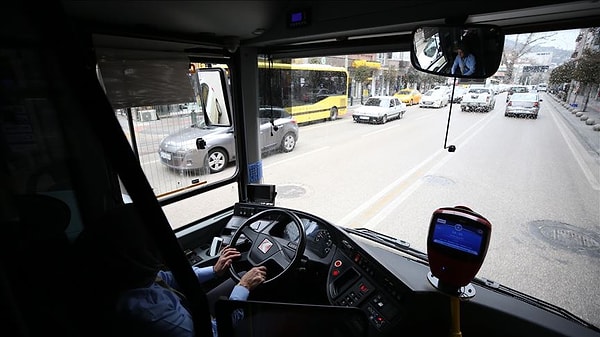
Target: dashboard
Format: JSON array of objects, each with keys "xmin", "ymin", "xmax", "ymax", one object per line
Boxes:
[
  {"xmin": 179, "ymin": 203, "xmax": 600, "ymax": 337},
  {"xmin": 213, "ymin": 203, "xmax": 408, "ymax": 335}
]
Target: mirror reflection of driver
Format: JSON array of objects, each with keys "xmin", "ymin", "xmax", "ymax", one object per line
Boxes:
[
  {"xmin": 73, "ymin": 205, "xmax": 267, "ymax": 337},
  {"xmin": 451, "ymin": 45, "xmax": 476, "ymax": 76}
]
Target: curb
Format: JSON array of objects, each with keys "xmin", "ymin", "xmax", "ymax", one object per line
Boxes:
[{"xmin": 549, "ymin": 94, "xmax": 599, "ymax": 131}]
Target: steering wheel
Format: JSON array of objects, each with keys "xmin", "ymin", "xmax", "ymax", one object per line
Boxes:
[{"xmin": 229, "ymin": 209, "xmax": 306, "ymax": 284}]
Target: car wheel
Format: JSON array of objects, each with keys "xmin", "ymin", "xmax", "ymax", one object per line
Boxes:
[
  {"xmin": 280, "ymin": 132, "xmax": 296, "ymax": 152},
  {"xmin": 329, "ymin": 107, "xmax": 338, "ymax": 121},
  {"xmin": 381, "ymin": 115, "xmax": 388, "ymax": 124},
  {"xmin": 207, "ymin": 148, "xmax": 228, "ymax": 173}
]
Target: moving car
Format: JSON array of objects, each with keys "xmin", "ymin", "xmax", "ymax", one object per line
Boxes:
[
  {"xmin": 393, "ymin": 88, "xmax": 422, "ymax": 105},
  {"xmin": 420, "ymin": 89, "xmax": 449, "ymax": 108},
  {"xmin": 537, "ymin": 83, "xmax": 548, "ymax": 92},
  {"xmin": 352, "ymin": 96, "xmax": 406, "ymax": 124},
  {"xmin": 505, "ymin": 92, "xmax": 542, "ymax": 119},
  {"xmin": 450, "ymin": 86, "xmax": 469, "ymax": 103},
  {"xmin": 460, "ymin": 87, "xmax": 496, "ymax": 112},
  {"xmin": 506, "ymin": 85, "xmax": 529, "ymax": 102},
  {"xmin": 158, "ymin": 107, "xmax": 298, "ymax": 173}
]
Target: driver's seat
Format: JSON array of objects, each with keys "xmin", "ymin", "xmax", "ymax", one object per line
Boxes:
[{"xmin": 70, "ymin": 204, "xmax": 166, "ymax": 337}]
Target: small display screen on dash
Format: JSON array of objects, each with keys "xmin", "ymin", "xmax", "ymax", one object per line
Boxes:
[
  {"xmin": 432, "ymin": 218, "xmax": 484, "ymax": 256},
  {"xmin": 291, "ymin": 12, "xmax": 304, "ymax": 23}
]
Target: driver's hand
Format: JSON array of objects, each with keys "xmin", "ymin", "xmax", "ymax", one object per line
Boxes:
[
  {"xmin": 238, "ymin": 266, "xmax": 267, "ymax": 291},
  {"xmin": 213, "ymin": 246, "xmax": 241, "ymax": 277}
]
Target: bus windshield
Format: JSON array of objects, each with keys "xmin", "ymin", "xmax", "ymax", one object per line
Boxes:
[
  {"xmin": 5, "ymin": 2, "xmax": 600, "ymax": 336},
  {"xmin": 103, "ymin": 31, "xmax": 598, "ymax": 329}
]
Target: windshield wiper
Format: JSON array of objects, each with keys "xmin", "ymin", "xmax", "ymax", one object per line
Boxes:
[{"xmin": 342, "ymin": 227, "xmax": 428, "ymax": 262}]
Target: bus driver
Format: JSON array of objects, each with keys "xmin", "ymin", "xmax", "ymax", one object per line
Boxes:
[
  {"xmin": 451, "ymin": 44, "xmax": 476, "ymax": 76},
  {"xmin": 73, "ymin": 205, "xmax": 266, "ymax": 337}
]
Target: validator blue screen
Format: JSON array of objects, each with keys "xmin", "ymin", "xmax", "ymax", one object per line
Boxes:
[{"xmin": 432, "ymin": 218, "xmax": 484, "ymax": 256}]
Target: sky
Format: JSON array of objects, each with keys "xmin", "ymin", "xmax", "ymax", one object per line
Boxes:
[
  {"xmin": 533, "ymin": 29, "xmax": 580, "ymax": 51},
  {"xmin": 504, "ymin": 28, "xmax": 582, "ymax": 52}
]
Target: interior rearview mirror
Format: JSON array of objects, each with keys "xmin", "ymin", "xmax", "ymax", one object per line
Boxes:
[{"xmin": 410, "ymin": 25, "xmax": 504, "ymax": 79}]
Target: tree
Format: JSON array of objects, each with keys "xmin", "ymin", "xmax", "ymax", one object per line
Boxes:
[
  {"xmin": 502, "ymin": 32, "xmax": 556, "ymax": 83},
  {"xmin": 351, "ymin": 65, "xmax": 375, "ymax": 101},
  {"xmin": 402, "ymin": 67, "xmax": 420, "ymax": 89},
  {"xmin": 549, "ymin": 60, "xmax": 576, "ymax": 85},
  {"xmin": 573, "ymin": 49, "xmax": 600, "ymax": 84},
  {"xmin": 382, "ymin": 65, "xmax": 399, "ymax": 94},
  {"xmin": 572, "ymin": 48, "xmax": 600, "ymax": 111}
]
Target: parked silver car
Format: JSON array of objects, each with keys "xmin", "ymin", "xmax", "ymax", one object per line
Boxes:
[
  {"xmin": 505, "ymin": 92, "xmax": 542, "ymax": 119},
  {"xmin": 158, "ymin": 107, "xmax": 299, "ymax": 173}
]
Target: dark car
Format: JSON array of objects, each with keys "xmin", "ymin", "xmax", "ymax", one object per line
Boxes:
[
  {"xmin": 159, "ymin": 107, "xmax": 299, "ymax": 173},
  {"xmin": 505, "ymin": 92, "xmax": 542, "ymax": 119}
]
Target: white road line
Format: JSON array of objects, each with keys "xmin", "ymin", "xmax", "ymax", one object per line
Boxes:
[
  {"xmin": 337, "ymin": 112, "xmax": 494, "ymax": 228},
  {"xmin": 547, "ymin": 102, "xmax": 600, "ymax": 190},
  {"xmin": 361, "ymin": 123, "xmax": 404, "ymax": 137},
  {"xmin": 263, "ymin": 147, "xmax": 331, "ymax": 169},
  {"xmin": 364, "ymin": 113, "xmax": 496, "ymax": 230}
]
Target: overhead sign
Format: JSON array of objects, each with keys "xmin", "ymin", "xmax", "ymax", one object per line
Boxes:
[{"xmin": 523, "ymin": 65, "xmax": 549, "ymax": 72}]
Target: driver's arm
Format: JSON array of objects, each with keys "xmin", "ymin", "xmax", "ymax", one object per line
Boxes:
[
  {"xmin": 230, "ymin": 266, "xmax": 267, "ymax": 300},
  {"xmin": 237, "ymin": 266, "xmax": 267, "ymax": 290},
  {"xmin": 464, "ymin": 55, "xmax": 476, "ymax": 75},
  {"xmin": 451, "ymin": 55, "xmax": 460, "ymax": 74},
  {"xmin": 212, "ymin": 246, "xmax": 242, "ymax": 276},
  {"xmin": 191, "ymin": 246, "xmax": 243, "ymax": 283}
]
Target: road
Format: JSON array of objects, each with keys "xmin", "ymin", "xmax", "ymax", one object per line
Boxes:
[
  {"xmin": 263, "ymin": 93, "xmax": 600, "ymax": 327},
  {"xmin": 127, "ymin": 92, "xmax": 600, "ymax": 326}
]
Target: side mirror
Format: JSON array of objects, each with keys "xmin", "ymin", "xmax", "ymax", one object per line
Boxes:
[
  {"xmin": 196, "ymin": 138, "xmax": 206, "ymax": 150},
  {"xmin": 193, "ymin": 67, "xmax": 232, "ymax": 126},
  {"xmin": 410, "ymin": 25, "xmax": 504, "ymax": 79}
]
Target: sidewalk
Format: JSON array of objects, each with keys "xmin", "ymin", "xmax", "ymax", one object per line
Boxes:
[
  {"xmin": 546, "ymin": 92, "xmax": 600, "ymax": 156},
  {"xmin": 551, "ymin": 92, "xmax": 600, "ymax": 130}
]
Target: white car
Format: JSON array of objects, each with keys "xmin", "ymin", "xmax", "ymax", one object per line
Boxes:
[
  {"xmin": 461, "ymin": 87, "xmax": 496, "ymax": 112},
  {"xmin": 352, "ymin": 96, "xmax": 406, "ymax": 124},
  {"xmin": 420, "ymin": 89, "xmax": 449, "ymax": 108},
  {"xmin": 537, "ymin": 83, "xmax": 548, "ymax": 92}
]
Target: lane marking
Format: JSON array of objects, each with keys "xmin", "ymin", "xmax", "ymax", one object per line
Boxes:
[
  {"xmin": 263, "ymin": 147, "xmax": 331, "ymax": 169},
  {"xmin": 337, "ymin": 113, "xmax": 494, "ymax": 228}
]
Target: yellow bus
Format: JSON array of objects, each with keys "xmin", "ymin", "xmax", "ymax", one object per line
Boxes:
[
  {"xmin": 194, "ymin": 61, "xmax": 349, "ymax": 124},
  {"xmin": 258, "ymin": 61, "xmax": 349, "ymax": 124}
]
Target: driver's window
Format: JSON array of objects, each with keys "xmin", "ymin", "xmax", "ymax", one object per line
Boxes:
[{"xmin": 95, "ymin": 54, "xmax": 239, "ymax": 229}]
